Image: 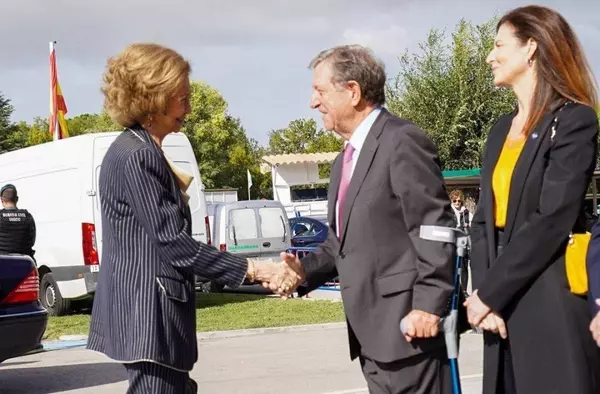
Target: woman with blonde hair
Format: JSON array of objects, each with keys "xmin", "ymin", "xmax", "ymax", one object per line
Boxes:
[
  {"xmin": 87, "ymin": 43, "xmax": 297, "ymax": 393},
  {"xmin": 465, "ymin": 5, "xmax": 600, "ymax": 393}
]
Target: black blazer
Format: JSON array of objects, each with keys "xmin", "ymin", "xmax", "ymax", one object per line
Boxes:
[
  {"xmin": 87, "ymin": 127, "xmax": 248, "ymax": 371},
  {"xmin": 470, "ymin": 102, "xmax": 600, "ymax": 394},
  {"xmin": 299, "ymin": 109, "xmax": 455, "ymax": 363}
]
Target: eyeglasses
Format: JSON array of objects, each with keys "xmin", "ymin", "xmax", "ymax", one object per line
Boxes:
[{"xmin": 452, "ymin": 199, "xmax": 461, "ymax": 203}]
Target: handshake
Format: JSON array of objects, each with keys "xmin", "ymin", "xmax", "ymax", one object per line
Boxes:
[{"xmin": 245, "ymin": 252, "xmax": 306, "ymax": 299}]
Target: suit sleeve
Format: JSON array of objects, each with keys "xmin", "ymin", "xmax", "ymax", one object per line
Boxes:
[
  {"xmin": 390, "ymin": 125, "xmax": 455, "ymax": 317},
  {"xmin": 477, "ymin": 105, "xmax": 599, "ymax": 312},
  {"xmin": 297, "ymin": 228, "xmax": 339, "ymax": 296},
  {"xmin": 588, "ymin": 219, "xmax": 600, "ymax": 312},
  {"xmin": 124, "ymin": 148, "xmax": 248, "ymax": 288}
]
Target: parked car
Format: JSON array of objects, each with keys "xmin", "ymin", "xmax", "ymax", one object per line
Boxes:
[
  {"xmin": 199, "ymin": 200, "xmax": 292, "ymax": 292},
  {"xmin": 289, "ymin": 216, "xmax": 329, "ymax": 247},
  {"xmin": 0, "ymin": 131, "xmax": 210, "ymax": 316},
  {"xmin": 0, "ymin": 254, "xmax": 48, "ymax": 363}
]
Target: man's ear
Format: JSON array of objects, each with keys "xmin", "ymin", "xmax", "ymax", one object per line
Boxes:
[{"xmin": 347, "ymin": 80, "xmax": 362, "ymax": 107}]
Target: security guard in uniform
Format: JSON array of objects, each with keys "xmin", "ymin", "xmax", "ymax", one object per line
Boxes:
[{"xmin": 0, "ymin": 184, "xmax": 36, "ymax": 258}]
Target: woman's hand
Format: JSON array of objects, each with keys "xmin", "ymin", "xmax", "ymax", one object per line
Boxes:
[
  {"xmin": 464, "ymin": 290, "xmax": 492, "ymax": 326},
  {"xmin": 479, "ymin": 311, "xmax": 508, "ymax": 339}
]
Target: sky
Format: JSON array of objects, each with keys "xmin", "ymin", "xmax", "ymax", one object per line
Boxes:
[{"xmin": 1, "ymin": 0, "xmax": 599, "ymax": 145}]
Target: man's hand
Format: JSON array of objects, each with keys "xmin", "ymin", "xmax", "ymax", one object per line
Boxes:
[
  {"xmin": 464, "ymin": 289, "xmax": 491, "ymax": 326},
  {"xmin": 247, "ymin": 253, "xmax": 305, "ymax": 300},
  {"xmin": 478, "ymin": 311, "xmax": 508, "ymax": 339},
  {"xmin": 268, "ymin": 252, "xmax": 306, "ymax": 299},
  {"xmin": 400, "ymin": 310, "xmax": 440, "ymax": 342},
  {"xmin": 590, "ymin": 299, "xmax": 600, "ymax": 347}
]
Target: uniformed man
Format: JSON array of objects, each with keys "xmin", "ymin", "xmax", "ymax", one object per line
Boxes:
[{"xmin": 0, "ymin": 184, "xmax": 36, "ymax": 258}]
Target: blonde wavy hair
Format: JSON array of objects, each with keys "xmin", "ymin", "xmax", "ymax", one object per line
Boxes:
[{"xmin": 101, "ymin": 43, "xmax": 191, "ymax": 127}]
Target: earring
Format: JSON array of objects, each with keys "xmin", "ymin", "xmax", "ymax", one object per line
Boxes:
[{"xmin": 528, "ymin": 59, "xmax": 533, "ymax": 67}]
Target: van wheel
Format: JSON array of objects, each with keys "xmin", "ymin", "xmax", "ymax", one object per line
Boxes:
[
  {"xmin": 40, "ymin": 273, "xmax": 71, "ymax": 316},
  {"xmin": 209, "ymin": 281, "xmax": 225, "ymax": 293}
]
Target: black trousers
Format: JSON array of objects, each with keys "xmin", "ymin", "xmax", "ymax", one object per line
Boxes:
[
  {"xmin": 124, "ymin": 362, "xmax": 197, "ymax": 394},
  {"xmin": 359, "ymin": 347, "xmax": 451, "ymax": 394}
]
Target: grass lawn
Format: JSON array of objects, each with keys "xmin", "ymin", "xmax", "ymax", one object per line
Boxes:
[{"xmin": 44, "ymin": 293, "xmax": 345, "ymax": 340}]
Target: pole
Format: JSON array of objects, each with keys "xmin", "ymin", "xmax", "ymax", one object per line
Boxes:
[{"xmin": 49, "ymin": 41, "xmax": 57, "ymax": 141}]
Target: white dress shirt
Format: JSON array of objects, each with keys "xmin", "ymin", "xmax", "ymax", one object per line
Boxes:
[{"xmin": 335, "ymin": 107, "xmax": 382, "ymax": 236}]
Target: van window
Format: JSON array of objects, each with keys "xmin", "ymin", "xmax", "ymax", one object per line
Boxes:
[
  {"xmin": 259, "ymin": 207, "xmax": 286, "ymax": 238},
  {"xmin": 229, "ymin": 209, "xmax": 258, "ymax": 240}
]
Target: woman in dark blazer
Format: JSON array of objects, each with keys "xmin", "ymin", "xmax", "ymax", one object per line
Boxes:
[
  {"xmin": 87, "ymin": 43, "xmax": 298, "ymax": 394},
  {"xmin": 464, "ymin": 6, "xmax": 600, "ymax": 394}
]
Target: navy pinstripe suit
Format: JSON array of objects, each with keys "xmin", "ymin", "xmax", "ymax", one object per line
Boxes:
[{"xmin": 87, "ymin": 126, "xmax": 248, "ymax": 391}]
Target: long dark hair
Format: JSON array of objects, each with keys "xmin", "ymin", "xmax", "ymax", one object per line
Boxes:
[{"xmin": 499, "ymin": 5, "xmax": 598, "ymax": 136}]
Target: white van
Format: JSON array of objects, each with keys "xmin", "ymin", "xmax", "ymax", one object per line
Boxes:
[
  {"xmin": 0, "ymin": 131, "xmax": 210, "ymax": 315},
  {"xmin": 202, "ymin": 200, "xmax": 291, "ymax": 292}
]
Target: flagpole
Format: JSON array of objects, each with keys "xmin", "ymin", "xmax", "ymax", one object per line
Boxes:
[
  {"xmin": 49, "ymin": 41, "xmax": 57, "ymax": 141},
  {"xmin": 247, "ymin": 169, "xmax": 252, "ymax": 200}
]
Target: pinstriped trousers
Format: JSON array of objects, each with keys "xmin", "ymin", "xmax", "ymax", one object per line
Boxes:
[{"xmin": 125, "ymin": 362, "xmax": 198, "ymax": 394}]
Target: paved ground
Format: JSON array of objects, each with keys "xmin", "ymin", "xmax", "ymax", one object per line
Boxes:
[{"xmin": 0, "ymin": 325, "xmax": 482, "ymax": 393}]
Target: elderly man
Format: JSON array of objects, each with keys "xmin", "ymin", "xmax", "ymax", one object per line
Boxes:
[{"xmin": 281, "ymin": 45, "xmax": 455, "ymax": 393}]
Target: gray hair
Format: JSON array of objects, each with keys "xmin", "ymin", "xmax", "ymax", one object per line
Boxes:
[{"xmin": 308, "ymin": 45, "xmax": 386, "ymax": 106}]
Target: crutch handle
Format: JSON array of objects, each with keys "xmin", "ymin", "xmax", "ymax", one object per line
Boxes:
[{"xmin": 399, "ymin": 310, "xmax": 459, "ymax": 359}]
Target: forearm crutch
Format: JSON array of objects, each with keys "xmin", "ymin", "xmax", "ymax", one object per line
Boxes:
[{"xmin": 400, "ymin": 225, "xmax": 467, "ymax": 394}]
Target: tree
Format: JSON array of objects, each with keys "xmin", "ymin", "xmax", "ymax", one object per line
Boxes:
[
  {"xmin": 67, "ymin": 112, "xmax": 121, "ymax": 136},
  {"xmin": 267, "ymin": 118, "xmax": 342, "ymax": 179},
  {"xmin": 181, "ymin": 81, "xmax": 266, "ymax": 199},
  {"xmin": 386, "ymin": 18, "xmax": 515, "ymax": 170},
  {"xmin": 268, "ymin": 118, "xmax": 342, "ymax": 155},
  {"xmin": 0, "ymin": 92, "xmax": 27, "ymax": 153}
]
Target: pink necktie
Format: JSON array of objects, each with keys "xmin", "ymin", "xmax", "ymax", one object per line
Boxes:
[{"xmin": 337, "ymin": 143, "xmax": 355, "ymax": 237}]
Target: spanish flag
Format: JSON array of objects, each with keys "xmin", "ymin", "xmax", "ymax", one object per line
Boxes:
[{"xmin": 49, "ymin": 41, "xmax": 69, "ymax": 140}]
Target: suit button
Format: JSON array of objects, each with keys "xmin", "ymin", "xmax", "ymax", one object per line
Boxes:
[{"xmin": 340, "ymin": 252, "xmax": 346, "ymax": 259}]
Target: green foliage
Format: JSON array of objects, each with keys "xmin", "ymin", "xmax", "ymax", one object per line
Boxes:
[
  {"xmin": 0, "ymin": 93, "xmax": 27, "ymax": 153},
  {"xmin": 181, "ymin": 81, "xmax": 269, "ymax": 199},
  {"xmin": 386, "ymin": 18, "xmax": 515, "ymax": 170},
  {"xmin": 268, "ymin": 118, "xmax": 342, "ymax": 155},
  {"xmin": 66, "ymin": 112, "xmax": 121, "ymax": 136},
  {"xmin": 267, "ymin": 118, "xmax": 342, "ymax": 178}
]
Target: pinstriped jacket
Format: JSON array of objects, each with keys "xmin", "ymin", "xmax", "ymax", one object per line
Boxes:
[{"xmin": 87, "ymin": 126, "xmax": 248, "ymax": 371}]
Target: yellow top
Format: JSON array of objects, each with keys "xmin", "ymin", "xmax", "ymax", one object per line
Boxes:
[{"xmin": 492, "ymin": 136, "xmax": 526, "ymax": 228}]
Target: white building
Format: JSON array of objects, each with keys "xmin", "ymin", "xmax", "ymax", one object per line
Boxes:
[{"xmin": 261, "ymin": 152, "xmax": 338, "ymax": 219}]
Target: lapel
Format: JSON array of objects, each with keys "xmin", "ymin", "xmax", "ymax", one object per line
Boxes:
[
  {"xmin": 503, "ymin": 113, "xmax": 555, "ymax": 240},
  {"xmin": 127, "ymin": 127, "xmax": 188, "ymax": 214},
  {"xmin": 481, "ymin": 115, "xmax": 512, "ymax": 261},
  {"xmin": 328, "ymin": 154, "xmax": 343, "ymax": 232},
  {"xmin": 338, "ymin": 109, "xmax": 389, "ymax": 246}
]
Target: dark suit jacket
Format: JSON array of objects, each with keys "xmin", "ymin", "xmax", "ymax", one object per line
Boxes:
[
  {"xmin": 470, "ymin": 102, "xmax": 600, "ymax": 394},
  {"xmin": 588, "ymin": 218, "xmax": 600, "ymax": 312},
  {"xmin": 87, "ymin": 126, "xmax": 248, "ymax": 371},
  {"xmin": 298, "ymin": 109, "xmax": 455, "ymax": 363}
]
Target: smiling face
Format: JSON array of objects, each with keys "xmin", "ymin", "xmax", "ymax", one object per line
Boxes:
[
  {"xmin": 309, "ymin": 61, "xmax": 356, "ymax": 137},
  {"xmin": 487, "ymin": 23, "xmax": 536, "ymax": 88},
  {"xmin": 151, "ymin": 78, "xmax": 191, "ymax": 138}
]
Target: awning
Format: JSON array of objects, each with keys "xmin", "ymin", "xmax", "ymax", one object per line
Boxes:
[
  {"xmin": 442, "ymin": 169, "xmax": 481, "ymax": 178},
  {"xmin": 261, "ymin": 152, "xmax": 339, "ymax": 167}
]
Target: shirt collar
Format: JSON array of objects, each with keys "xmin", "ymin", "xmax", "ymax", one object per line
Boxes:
[{"xmin": 347, "ymin": 107, "xmax": 382, "ymax": 151}]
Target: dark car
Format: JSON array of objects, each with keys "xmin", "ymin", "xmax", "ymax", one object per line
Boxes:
[
  {"xmin": 0, "ymin": 254, "xmax": 48, "ymax": 363},
  {"xmin": 289, "ymin": 217, "xmax": 329, "ymax": 247}
]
